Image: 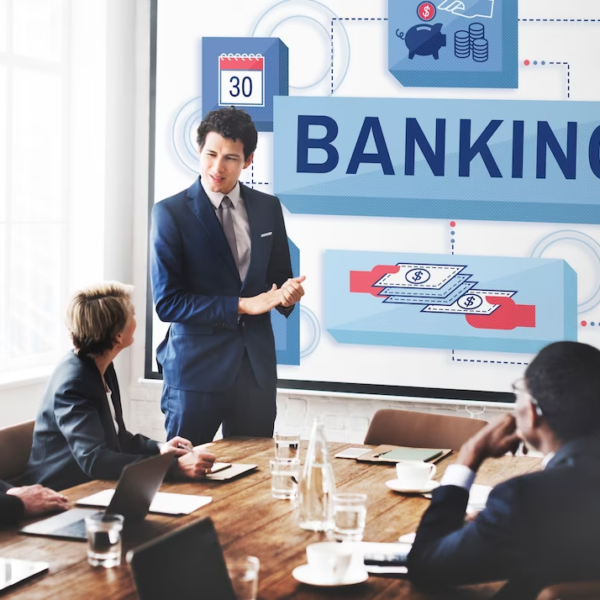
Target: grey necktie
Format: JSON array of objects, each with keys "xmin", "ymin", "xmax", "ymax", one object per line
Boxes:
[{"xmin": 219, "ymin": 196, "xmax": 240, "ymax": 272}]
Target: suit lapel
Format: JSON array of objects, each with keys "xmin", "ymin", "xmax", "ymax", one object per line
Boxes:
[{"xmin": 186, "ymin": 177, "xmax": 240, "ymax": 280}]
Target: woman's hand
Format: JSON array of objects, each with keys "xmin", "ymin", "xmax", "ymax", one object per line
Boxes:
[
  {"xmin": 175, "ymin": 450, "xmax": 217, "ymax": 480},
  {"xmin": 160, "ymin": 436, "xmax": 195, "ymax": 457}
]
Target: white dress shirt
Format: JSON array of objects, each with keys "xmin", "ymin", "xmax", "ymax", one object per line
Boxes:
[
  {"xmin": 441, "ymin": 449, "xmax": 556, "ymax": 491},
  {"xmin": 106, "ymin": 390, "xmax": 120, "ymax": 435},
  {"xmin": 201, "ymin": 180, "xmax": 251, "ymax": 281}
]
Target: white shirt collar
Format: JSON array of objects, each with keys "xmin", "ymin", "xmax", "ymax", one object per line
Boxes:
[
  {"xmin": 201, "ymin": 178, "xmax": 241, "ymax": 210},
  {"xmin": 541, "ymin": 451, "xmax": 555, "ymax": 469}
]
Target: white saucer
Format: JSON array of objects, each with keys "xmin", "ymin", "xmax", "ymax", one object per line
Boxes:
[
  {"xmin": 386, "ymin": 479, "xmax": 440, "ymax": 493},
  {"xmin": 292, "ymin": 564, "xmax": 369, "ymax": 587}
]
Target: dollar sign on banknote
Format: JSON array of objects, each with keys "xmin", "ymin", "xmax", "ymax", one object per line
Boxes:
[
  {"xmin": 458, "ymin": 294, "xmax": 482, "ymax": 310},
  {"xmin": 375, "ymin": 263, "xmax": 465, "ymax": 290},
  {"xmin": 405, "ymin": 268, "xmax": 430, "ymax": 284}
]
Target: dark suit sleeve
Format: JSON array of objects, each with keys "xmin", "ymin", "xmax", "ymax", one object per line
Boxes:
[
  {"xmin": 268, "ymin": 198, "xmax": 295, "ymax": 317},
  {"xmin": 151, "ymin": 201, "xmax": 239, "ymax": 326},
  {"xmin": 54, "ymin": 379, "xmax": 159, "ymax": 480},
  {"xmin": 0, "ymin": 493, "xmax": 25, "ymax": 527},
  {"xmin": 120, "ymin": 430, "xmax": 161, "ymax": 456},
  {"xmin": 408, "ymin": 482, "xmax": 524, "ymax": 587}
]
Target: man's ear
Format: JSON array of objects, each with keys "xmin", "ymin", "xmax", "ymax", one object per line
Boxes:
[{"xmin": 243, "ymin": 153, "xmax": 254, "ymax": 169}]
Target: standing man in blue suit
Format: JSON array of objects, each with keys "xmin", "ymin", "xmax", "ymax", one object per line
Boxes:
[{"xmin": 151, "ymin": 107, "xmax": 305, "ymax": 445}]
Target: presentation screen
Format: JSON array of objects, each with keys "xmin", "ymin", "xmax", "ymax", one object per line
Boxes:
[{"xmin": 146, "ymin": 0, "xmax": 600, "ymax": 402}]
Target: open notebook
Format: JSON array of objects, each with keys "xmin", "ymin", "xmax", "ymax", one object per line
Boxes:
[
  {"xmin": 357, "ymin": 445, "xmax": 451, "ymax": 464},
  {"xmin": 77, "ymin": 490, "xmax": 212, "ymax": 515}
]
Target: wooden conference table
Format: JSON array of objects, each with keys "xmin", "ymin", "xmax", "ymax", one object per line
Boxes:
[{"xmin": 0, "ymin": 438, "xmax": 541, "ymax": 599}]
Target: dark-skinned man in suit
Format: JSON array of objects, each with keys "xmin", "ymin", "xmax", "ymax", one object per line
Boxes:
[{"xmin": 409, "ymin": 341, "xmax": 600, "ymax": 599}]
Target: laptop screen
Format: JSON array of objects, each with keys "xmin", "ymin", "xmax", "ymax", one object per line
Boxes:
[{"xmin": 128, "ymin": 518, "xmax": 236, "ymax": 600}]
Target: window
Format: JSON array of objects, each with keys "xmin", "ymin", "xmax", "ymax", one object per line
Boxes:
[{"xmin": 0, "ymin": 0, "xmax": 70, "ymax": 376}]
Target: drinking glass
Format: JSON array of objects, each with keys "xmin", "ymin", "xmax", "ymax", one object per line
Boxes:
[
  {"xmin": 269, "ymin": 458, "xmax": 300, "ymax": 499},
  {"xmin": 331, "ymin": 493, "xmax": 367, "ymax": 541},
  {"xmin": 273, "ymin": 431, "xmax": 301, "ymax": 460},
  {"xmin": 85, "ymin": 513, "xmax": 124, "ymax": 568},
  {"xmin": 226, "ymin": 555, "xmax": 259, "ymax": 600}
]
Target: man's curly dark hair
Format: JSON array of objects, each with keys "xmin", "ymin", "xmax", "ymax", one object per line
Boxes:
[
  {"xmin": 525, "ymin": 341, "xmax": 600, "ymax": 441},
  {"xmin": 196, "ymin": 106, "xmax": 258, "ymax": 160}
]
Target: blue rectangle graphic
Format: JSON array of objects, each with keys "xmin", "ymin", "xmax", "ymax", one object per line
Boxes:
[
  {"xmin": 328, "ymin": 250, "xmax": 577, "ymax": 354},
  {"xmin": 273, "ymin": 96, "xmax": 600, "ymax": 224}
]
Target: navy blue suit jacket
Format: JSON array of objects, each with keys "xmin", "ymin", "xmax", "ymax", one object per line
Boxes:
[
  {"xmin": 408, "ymin": 437, "xmax": 600, "ymax": 599},
  {"xmin": 20, "ymin": 352, "xmax": 160, "ymax": 491},
  {"xmin": 150, "ymin": 178, "xmax": 293, "ymax": 393},
  {"xmin": 0, "ymin": 481, "xmax": 24, "ymax": 527}
]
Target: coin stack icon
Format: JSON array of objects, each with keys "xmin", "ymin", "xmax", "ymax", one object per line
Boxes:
[
  {"xmin": 472, "ymin": 37, "xmax": 489, "ymax": 62},
  {"xmin": 454, "ymin": 30, "xmax": 470, "ymax": 58}
]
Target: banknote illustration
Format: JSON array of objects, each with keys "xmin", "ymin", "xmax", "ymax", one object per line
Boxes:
[
  {"xmin": 353, "ymin": 261, "xmax": 519, "ymax": 321},
  {"xmin": 421, "ymin": 289, "xmax": 515, "ymax": 314},
  {"xmin": 374, "ymin": 264, "xmax": 465, "ymax": 289},
  {"xmin": 329, "ymin": 250, "xmax": 577, "ymax": 354}
]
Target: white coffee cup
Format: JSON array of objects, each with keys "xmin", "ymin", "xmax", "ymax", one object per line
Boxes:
[
  {"xmin": 306, "ymin": 542, "xmax": 353, "ymax": 583},
  {"xmin": 395, "ymin": 461, "xmax": 437, "ymax": 488}
]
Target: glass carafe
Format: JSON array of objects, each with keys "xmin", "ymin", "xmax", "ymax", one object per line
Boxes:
[{"xmin": 298, "ymin": 418, "xmax": 336, "ymax": 531}]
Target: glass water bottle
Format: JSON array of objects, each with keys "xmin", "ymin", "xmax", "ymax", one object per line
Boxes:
[{"xmin": 298, "ymin": 418, "xmax": 336, "ymax": 531}]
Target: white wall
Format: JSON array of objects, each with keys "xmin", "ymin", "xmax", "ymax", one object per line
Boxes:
[{"xmin": 1, "ymin": 0, "xmax": 512, "ymax": 438}]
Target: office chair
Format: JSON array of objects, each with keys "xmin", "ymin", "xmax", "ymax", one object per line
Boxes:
[
  {"xmin": 364, "ymin": 409, "xmax": 487, "ymax": 451},
  {"xmin": 0, "ymin": 420, "xmax": 35, "ymax": 481}
]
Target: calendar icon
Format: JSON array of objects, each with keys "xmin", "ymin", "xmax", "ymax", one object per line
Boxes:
[
  {"xmin": 203, "ymin": 37, "xmax": 288, "ymax": 131},
  {"xmin": 219, "ymin": 53, "xmax": 265, "ymax": 107}
]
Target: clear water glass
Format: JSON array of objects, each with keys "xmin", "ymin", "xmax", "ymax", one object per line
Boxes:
[
  {"xmin": 226, "ymin": 555, "xmax": 259, "ymax": 600},
  {"xmin": 269, "ymin": 458, "xmax": 300, "ymax": 499},
  {"xmin": 332, "ymin": 493, "xmax": 367, "ymax": 541},
  {"xmin": 273, "ymin": 431, "xmax": 301, "ymax": 460},
  {"xmin": 85, "ymin": 513, "xmax": 124, "ymax": 568}
]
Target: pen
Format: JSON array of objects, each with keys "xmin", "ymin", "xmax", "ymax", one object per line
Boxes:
[{"xmin": 177, "ymin": 442, "xmax": 194, "ymax": 452}]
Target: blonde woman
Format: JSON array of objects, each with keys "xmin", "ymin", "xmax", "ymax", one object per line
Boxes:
[{"xmin": 20, "ymin": 282, "xmax": 215, "ymax": 491}]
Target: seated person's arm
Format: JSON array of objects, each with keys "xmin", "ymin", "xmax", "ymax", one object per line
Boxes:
[
  {"xmin": 120, "ymin": 429, "xmax": 161, "ymax": 456},
  {"xmin": 5, "ymin": 486, "xmax": 69, "ymax": 521},
  {"xmin": 408, "ymin": 481, "xmax": 523, "ymax": 587},
  {"xmin": 55, "ymin": 381, "xmax": 160, "ymax": 480},
  {"xmin": 0, "ymin": 493, "xmax": 25, "ymax": 527},
  {"xmin": 408, "ymin": 414, "xmax": 524, "ymax": 587}
]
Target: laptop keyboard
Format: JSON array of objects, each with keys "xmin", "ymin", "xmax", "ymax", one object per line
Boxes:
[{"xmin": 53, "ymin": 518, "xmax": 90, "ymax": 539}]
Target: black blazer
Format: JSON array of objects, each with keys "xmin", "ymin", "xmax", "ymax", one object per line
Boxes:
[
  {"xmin": 408, "ymin": 437, "xmax": 600, "ymax": 600},
  {"xmin": 20, "ymin": 351, "xmax": 160, "ymax": 491},
  {"xmin": 0, "ymin": 481, "xmax": 24, "ymax": 527}
]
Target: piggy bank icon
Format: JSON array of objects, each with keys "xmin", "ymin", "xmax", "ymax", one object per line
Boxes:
[{"xmin": 396, "ymin": 23, "xmax": 447, "ymax": 59}]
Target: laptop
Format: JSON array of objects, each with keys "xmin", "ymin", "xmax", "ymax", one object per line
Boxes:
[
  {"xmin": 20, "ymin": 452, "xmax": 175, "ymax": 541},
  {"xmin": 127, "ymin": 517, "xmax": 236, "ymax": 600}
]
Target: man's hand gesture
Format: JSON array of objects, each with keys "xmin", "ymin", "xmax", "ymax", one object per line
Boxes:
[
  {"xmin": 457, "ymin": 414, "xmax": 522, "ymax": 471},
  {"xmin": 281, "ymin": 275, "xmax": 306, "ymax": 308}
]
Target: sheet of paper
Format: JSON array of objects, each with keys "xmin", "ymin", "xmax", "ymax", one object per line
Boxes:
[{"xmin": 77, "ymin": 490, "xmax": 212, "ymax": 515}]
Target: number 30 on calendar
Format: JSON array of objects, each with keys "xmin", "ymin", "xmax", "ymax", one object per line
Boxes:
[{"xmin": 219, "ymin": 53, "xmax": 265, "ymax": 107}]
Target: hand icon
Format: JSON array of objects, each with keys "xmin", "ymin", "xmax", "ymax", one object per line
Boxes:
[
  {"xmin": 465, "ymin": 296, "xmax": 536, "ymax": 330},
  {"xmin": 438, "ymin": 0, "xmax": 494, "ymax": 19}
]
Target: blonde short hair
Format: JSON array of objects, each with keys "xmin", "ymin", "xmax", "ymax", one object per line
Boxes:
[{"xmin": 66, "ymin": 281, "xmax": 134, "ymax": 356}]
